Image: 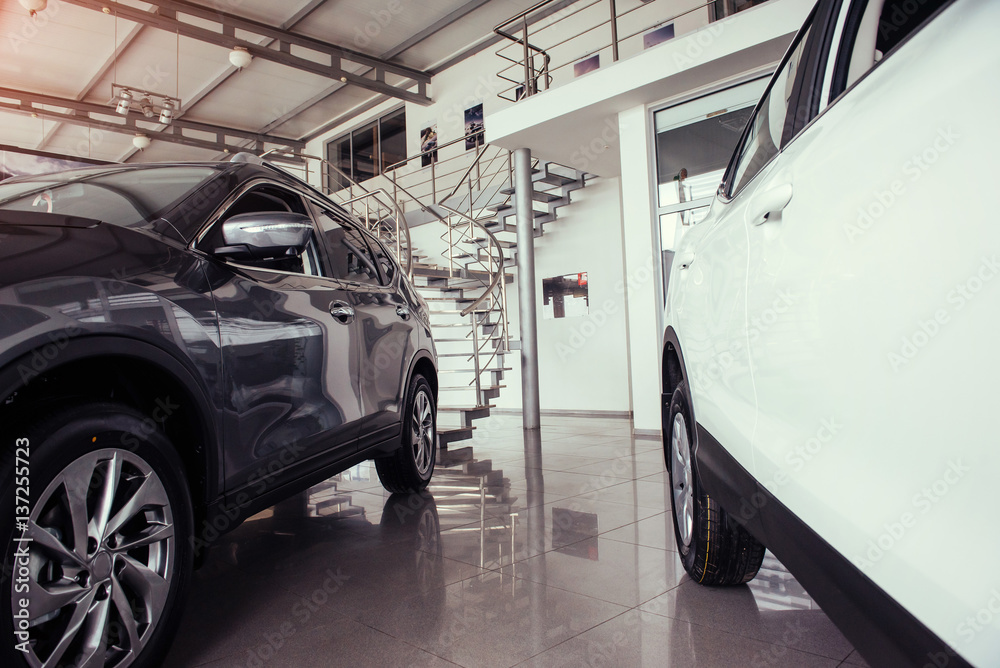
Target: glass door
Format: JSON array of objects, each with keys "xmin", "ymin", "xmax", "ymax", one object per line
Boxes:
[{"xmin": 653, "ymin": 79, "xmax": 768, "ymax": 313}]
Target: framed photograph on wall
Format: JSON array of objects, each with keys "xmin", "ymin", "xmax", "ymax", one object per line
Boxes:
[
  {"xmin": 573, "ymin": 54, "xmax": 600, "ymax": 77},
  {"xmin": 542, "ymin": 272, "xmax": 590, "ymax": 319},
  {"xmin": 420, "ymin": 124, "xmax": 438, "ymax": 167},
  {"xmin": 643, "ymin": 24, "xmax": 675, "ymax": 50},
  {"xmin": 464, "ymin": 104, "xmax": 484, "ymax": 150}
]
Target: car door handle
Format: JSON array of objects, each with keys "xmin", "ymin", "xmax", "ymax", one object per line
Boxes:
[
  {"xmin": 750, "ymin": 183, "xmax": 793, "ymax": 225},
  {"xmin": 329, "ymin": 301, "xmax": 355, "ymax": 324},
  {"xmin": 677, "ymin": 250, "xmax": 695, "ymax": 270},
  {"xmin": 395, "ymin": 305, "xmax": 411, "ymax": 320}
]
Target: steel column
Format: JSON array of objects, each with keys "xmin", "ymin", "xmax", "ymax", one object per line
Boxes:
[{"xmin": 514, "ymin": 147, "xmax": 541, "ymax": 430}]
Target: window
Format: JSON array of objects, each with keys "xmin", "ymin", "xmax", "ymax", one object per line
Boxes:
[
  {"xmin": 0, "ymin": 166, "xmax": 217, "ymax": 228},
  {"xmin": 325, "ymin": 108, "xmax": 406, "ymax": 191},
  {"xmin": 832, "ymin": 0, "xmax": 950, "ymax": 99},
  {"xmin": 727, "ymin": 22, "xmax": 814, "ymax": 196},
  {"xmin": 314, "ymin": 208, "xmax": 382, "ymax": 286},
  {"xmin": 201, "ymin": 184, "xmax": 325, "ymax": 277}
]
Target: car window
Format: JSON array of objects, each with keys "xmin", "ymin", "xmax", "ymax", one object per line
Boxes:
[
  {"xmin": 369, "ymin": 235, "xmax": 398, "ymax": 284},
  {"xmin": 314, "ymin": 208, "xmax": 383, "ymax": 286},
  {"xmin": 0, "ymin": 166, "xmax": 217, "ymax": 228},
  {"xmin": 727, "ymin": 22, "xmax": 814, "ymax": 197},
  {"xmin": 832, "ymin": 0, "xmax": 950, "ymax": 98},
  {"xmin": 202, "ymin": 184, "xmax": 326, "ymax": 277}
]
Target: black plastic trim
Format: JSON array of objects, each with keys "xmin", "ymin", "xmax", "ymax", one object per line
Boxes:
[{"xmin": 694, "ymin": 424, "xmax": 972, "ymax": 668}]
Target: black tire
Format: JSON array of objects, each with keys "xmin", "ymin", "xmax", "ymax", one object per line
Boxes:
[
  {"xmin": 665, "ymin": 382, "xmax": 764, "ymax": 586},
  {"xmin": 375, "ymin": 374, "xmax": 437, "ymax": 493},
  {"xmin": 0, "ymin": 402, "xmax": 194, "ymax": 668}
]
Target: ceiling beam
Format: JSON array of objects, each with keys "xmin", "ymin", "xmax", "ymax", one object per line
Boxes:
[
  {"xmin": 60, "ymin": 0, "xmax": 433, "ymax": 106},
  {"xmin": 0, "ymin": 87, "xmax": 305, "ymax": 155},
  {"xmin": 37, "ymin": 22, "xmax": 147, "ymax": 154}
]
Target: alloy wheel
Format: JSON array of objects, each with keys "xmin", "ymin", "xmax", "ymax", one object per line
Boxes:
[
  {"xmin": 671, "ymin": 413, "xmax": 695, "ymax": 549},
  {"xmin": 16, "ymin": 448, "xmax": 175, "ymax": 668},
  {"xmin": 410, "ymin": 390, "xmax": 434, "ymax": 477}
]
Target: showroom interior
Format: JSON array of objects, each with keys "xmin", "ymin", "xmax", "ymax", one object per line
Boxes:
[{"xmin": 0, "ymin": 0, "xmax": 926, "ymax": 665}]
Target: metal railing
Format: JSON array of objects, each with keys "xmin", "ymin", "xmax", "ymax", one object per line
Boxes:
[
  {"xmin": 263, "ymin": 149, "xmax": 414, "ymax": 277},
  {"xmin": 494, "ymin": 0, "xmax": 759, "ymax": 102}
]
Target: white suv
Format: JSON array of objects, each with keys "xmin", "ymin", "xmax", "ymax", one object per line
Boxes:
[{"xmin": 662, "ymin": 0, "xmax": 996, "ymax": 666}]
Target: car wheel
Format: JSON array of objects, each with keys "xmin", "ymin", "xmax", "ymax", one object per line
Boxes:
[
  {"xmin": 666, "ymin": 383, "xmax": 764, "ymax": 585},
  {"xmin": 1, "ymin": 403, "xmax": 193, "ymax": 668},
  {"xmin": 375, "ymin": 374, "xmax": 436, "ymax": 493}
]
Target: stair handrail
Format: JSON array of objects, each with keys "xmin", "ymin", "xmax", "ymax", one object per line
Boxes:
[
  {"xmin": 494, "ymin": 0, "xmax": 554, "ymax": 98},
  {"xmin": 382, "ymin": 129, "xmax": 485, "ymax": 175},
  {"xmin": 261, "ymin": 148, "xmax": 414, "ymax": 277},
  {"xmin": 436, "ymin": 203, "xmax": 507, "ymax": 319}
]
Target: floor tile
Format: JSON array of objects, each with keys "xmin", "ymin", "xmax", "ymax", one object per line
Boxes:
[{"xmin": 517, "ymin": 609, "xmax": 840, "ymax": 668}]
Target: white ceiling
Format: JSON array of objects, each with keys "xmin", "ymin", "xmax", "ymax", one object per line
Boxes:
[{"xmin": 0, "ymin": 0, "xmax": 541, "ymax": 164}]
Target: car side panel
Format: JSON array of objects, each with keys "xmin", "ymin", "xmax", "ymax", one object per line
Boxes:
[
  {"xmin": 744, "ymin": 1, "xmax": 999, "ymax": 662},
  {"xmin": 207, "ymin": 263, "xmax": 365, "ymax": 496},
  {"xmin": 666, "ymin": 173, "xmax": 775, "ymax": 475},
  {"xmin": 0, "ymin": 224, "xmax": 225, "ymax": 497},
  {"xmin": 354, "ymin": 283, "xmax": 420, "ymax": 448}
]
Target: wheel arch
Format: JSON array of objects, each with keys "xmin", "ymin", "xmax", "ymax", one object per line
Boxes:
[
  {"xmin": 661, "ymin": 326, "xmax": 692, "ymax": 432},
  {"xmin": 0, "ymin": 334, "xmax": 222, "ymax": 520},
  {"xmin": 408, "ymin": 350, "xmax": 438, "ymax": 403}
]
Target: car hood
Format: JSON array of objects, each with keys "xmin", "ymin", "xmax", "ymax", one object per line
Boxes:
[{"xmin": 0, "ymin": 215, "xmax": 183, "ymax": 291}]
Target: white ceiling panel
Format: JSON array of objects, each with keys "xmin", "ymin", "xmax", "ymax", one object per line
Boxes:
[
  {"xmin": 38, "ymin": 124, "xmax": 135, "ymax": 163},
  {"xmin": 127, "ymin": 140, "xmax": 221, "ymax": 163},
  {"xmin": 0, "ymin": 3, "xmax": 139, "ymax": 98},
  {"xmin": 0, "ymin": 0, "xmax": 537, "ymax": 162},
  {"xmin": 182, "ymin": 0, "xmax": 316, "ymax": 27},
  {"xmin": 180, "ymin": 59, "xmax": 333, "ymax": 131}
]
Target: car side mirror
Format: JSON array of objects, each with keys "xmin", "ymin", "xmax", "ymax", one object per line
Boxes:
[{"xmin": 213, "ymin": 212, "xmax": 313, "ymax": 262}]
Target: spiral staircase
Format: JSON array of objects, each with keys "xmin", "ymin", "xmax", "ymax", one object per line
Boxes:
[{"xmin": 278, "ymin": 140, "xmax": 589, "ymax": 496}]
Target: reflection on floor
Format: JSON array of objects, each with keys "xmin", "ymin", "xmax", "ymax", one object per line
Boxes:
[{"xmin": 163, "ymin": 416, "xmax": 870, "ymax": 668}]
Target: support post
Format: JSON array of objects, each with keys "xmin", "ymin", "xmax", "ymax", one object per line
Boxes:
[{"xmin": 514, "ymin": 148, "xmax": 541, "ymax": 430}]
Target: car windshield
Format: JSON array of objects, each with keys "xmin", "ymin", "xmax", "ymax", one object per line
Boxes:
[{"xmin": 0, "ymin": 166, "xmax": 219, "ymax": 228}]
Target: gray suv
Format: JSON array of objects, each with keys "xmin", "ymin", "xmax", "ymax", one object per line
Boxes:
[{"xmin": 0, "ymin": 158, "xmax": 437, "ymax": 668}]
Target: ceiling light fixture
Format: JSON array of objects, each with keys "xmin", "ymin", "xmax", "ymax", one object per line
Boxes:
[
  {"xmin": 228, "ymin": 46, "xmax": 252, "ymax": 69},
  {"xmin": 133, "ymin": 134, "xmax": 151, "ymax": 150},
  {"xmin": 115, "ymin": 89, "xmax": 133, "ymax": 115},
  {"xmin": 19, "ymin": 0, "xmax": 47, "ymax": 17},
  {"xmin": 110, "ymin": 85, "xmax": 179, "ymax": 125},
  {"xmin": 158, "ymin": 99, "xmax": 175, "ymax": 124}
]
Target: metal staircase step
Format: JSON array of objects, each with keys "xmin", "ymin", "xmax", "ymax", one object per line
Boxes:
[
  {"xmin": 439, "ymin": 367, "xmax": 512, "ymax": 374},
  {"xmin": 499, "ymin": 186, "xmax": 562, "ymax": 203},
  {"xmin": 423, "ymin": 296, "xmax": 477, "ymax": 302},
  {"xmin": 438, "ymin": 426, "xmax": 475, "ymax": 447},
  {"xmin": 436, "ymin": 446, "xmax": 474, "ymax": 466},
  {"xmin": 538, "ymin": 172, "xmax": 578, "ymax": 186}
]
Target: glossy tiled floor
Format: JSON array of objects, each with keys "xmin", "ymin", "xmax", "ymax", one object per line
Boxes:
[{"xmin": 163, "ymin": 416, "xmax": 870, "ymax": 668}]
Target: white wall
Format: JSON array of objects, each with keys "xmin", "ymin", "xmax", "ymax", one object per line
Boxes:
[{"xmin": 497, "ymin": 175, "xmax": 631, "ymax": 415}]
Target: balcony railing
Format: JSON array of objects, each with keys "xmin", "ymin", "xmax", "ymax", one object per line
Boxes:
[{"xmin": 494, "ymin": 0, "xmax": 770, "ymax": 102}]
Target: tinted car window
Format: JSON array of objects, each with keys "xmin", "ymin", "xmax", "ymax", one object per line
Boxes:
[
  {"xmin": 0, "ymin": 167, "xmax": 217, "ymax": 228},
  {"xmin": 201, "ymin": 184, "xmax": 326, "ymax": 277},
  {"xmin": 315, "ymin": 209, "xmax": 382, "ymax": 285},
  {"xmin": 728, "ymin": 23, "xmax": 813, "ymax": 196}
]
